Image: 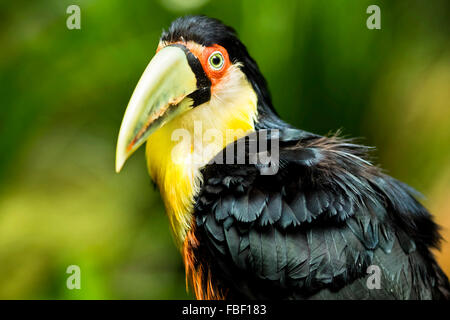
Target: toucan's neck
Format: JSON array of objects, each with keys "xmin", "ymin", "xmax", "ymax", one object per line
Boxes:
[
  {"xmin": 145, "ymin": 70, "xmax": 258, "ymax": 246},
  {"xmin": 237, "ymin": 54, "xmax": 293, "ymax": 131},
  {"xmin": 255, "ymin": 104, "xmax": 293, "ymax": 130}
]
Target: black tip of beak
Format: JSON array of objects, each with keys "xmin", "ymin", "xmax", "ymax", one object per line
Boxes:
[{"xmin": 168, "ymin": 44, "xmax": 211, "ymax": 107}]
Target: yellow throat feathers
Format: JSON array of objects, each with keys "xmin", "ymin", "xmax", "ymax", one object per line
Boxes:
[{"xmin": 145, "ymin": 67, "xmax": 258, "ymax": 246}]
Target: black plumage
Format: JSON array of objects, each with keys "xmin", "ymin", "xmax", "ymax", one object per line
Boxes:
[
  {"xmin": 194, "ymin": 131, "xmax": 449, "ymax": 299},
  {"xmin": 163, "ymin": 16, "xmax": 450, "ymax": 299}
]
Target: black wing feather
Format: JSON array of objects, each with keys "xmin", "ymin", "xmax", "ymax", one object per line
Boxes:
[{"xmin": 195, "ymin": 129, "xmax": 449, "ymax": 299}]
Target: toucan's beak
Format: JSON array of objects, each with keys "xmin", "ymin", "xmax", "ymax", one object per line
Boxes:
[{"xmin": 116, "ymin": 46, "xmax": 199, "ymax": 172}]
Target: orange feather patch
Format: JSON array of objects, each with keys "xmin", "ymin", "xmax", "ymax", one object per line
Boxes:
[{"xmin": 183, "ymin": 225, "xmax": 226, "ymax": 300}]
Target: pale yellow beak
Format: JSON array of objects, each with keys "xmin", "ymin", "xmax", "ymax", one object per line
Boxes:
[{"xmin": 115, "ymin": 46, "xmax": 198, "ymax": 172}]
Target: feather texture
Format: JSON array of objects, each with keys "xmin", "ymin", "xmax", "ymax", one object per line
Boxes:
[{"xmin": 190, "ymin": 128, "xmax": 450, "ymax": 300}]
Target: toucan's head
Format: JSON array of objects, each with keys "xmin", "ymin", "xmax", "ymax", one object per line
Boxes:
[
  {"xmin": 116, "ymin": 16, "xmax": 279, "ymax": 242},
  {"xmin": 116, "ymin": 15, "xmax": 275, "ymax": 173}
]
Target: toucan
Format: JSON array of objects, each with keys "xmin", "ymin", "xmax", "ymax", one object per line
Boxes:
[{"xmin": 115, "ymin": 16, "xmax": 449, "ymax": 299}]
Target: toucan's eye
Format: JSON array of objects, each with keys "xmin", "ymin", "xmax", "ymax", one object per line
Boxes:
[{"xmin": 208, "ymin": 51, "xmax": 224, "ymax": 70}]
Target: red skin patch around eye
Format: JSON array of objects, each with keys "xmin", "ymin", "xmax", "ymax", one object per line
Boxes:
[
  {"xmin": 200, "ymin": 45, "xmax": 230, "ymax": 88},
  {"xmin": 157, "ymin": 42, "xmax": 230, "ymax": 94}
]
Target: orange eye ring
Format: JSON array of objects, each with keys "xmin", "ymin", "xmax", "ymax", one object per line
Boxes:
[{"xmin": 202, "ymin": 45, "xmax": 230, "ymax": 85}]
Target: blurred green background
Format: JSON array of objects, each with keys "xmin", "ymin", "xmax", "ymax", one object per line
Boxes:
[{"xmin": 0, "ymin": 0, "xmax": 449, "ymax": 299}]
